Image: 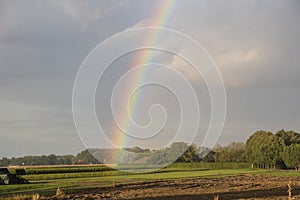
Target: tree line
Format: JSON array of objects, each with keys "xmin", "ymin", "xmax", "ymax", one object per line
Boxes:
[
  {"xmin": 0, "ymin": 129, "xmax": 299, "ymax": 170},
  {"xmin": 245, "ymin": 129, "xmax": 300, "ymax": 170},
  {"xmin": 0, "ymin": 151, "xmax": 101, "ymax": 167}
]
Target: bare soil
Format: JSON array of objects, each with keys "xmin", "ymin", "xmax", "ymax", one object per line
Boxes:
[{"xmin": 42, "ymin": 174, "xmax": 300, "ymax": 200}]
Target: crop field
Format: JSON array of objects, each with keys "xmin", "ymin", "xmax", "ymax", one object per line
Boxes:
[{"xmin": 1, "ymin": 163, "xmax": 300, "ymax": 199}]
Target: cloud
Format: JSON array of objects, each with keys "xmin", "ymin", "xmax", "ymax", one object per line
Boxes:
[
  {"xmin": 61, "ymin": 1, "xmax": 93, "ymax": 20},
  {"xmin": 0, "ymin": 0, "xmax": 299, "ymax": 156},
  {"xmin": 124, "ymin": 0, "xmax": 300, "ymax": 144},
  {"xmin": 158, "ymin": 0, "xmax": 300, "ymax": 89},
  {"xmin": 0, "ymin": 0, "xmax": 161, "ymax": 157},
  {"xmin": 123, "ymin": 0, "xmax": 300, "ymax": 89},
  {"xmin": 217, "ymin": 49, "xmax": 260, "ymax": 67}
]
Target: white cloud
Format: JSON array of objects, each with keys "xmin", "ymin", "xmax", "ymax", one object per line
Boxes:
[
  {"xmin": 214, "ymin": 49, "xmax": 263, "ymax": 87},
  {"xmin": 217, "ymin": 49, "xmax": 260, "ymax": 68},
  {"xmin": 166, "ymin": 54, "xmax": 201, "ymax": 82}
]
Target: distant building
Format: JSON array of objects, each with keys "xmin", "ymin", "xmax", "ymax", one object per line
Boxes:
[{"xmin": 198, "ymin": 148, "xmax": 216, "ymax": 162}]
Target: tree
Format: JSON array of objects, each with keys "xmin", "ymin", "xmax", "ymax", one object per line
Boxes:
[
  {"xmin": 124, "ymin": 146, "xmax": 150, "ymax": 153},
  {"xmin": 176, "ymin": 144, "xmax": 200, "ymax": 162},
  {"xmin": 147, "ymin": 148, "xmax": 168, "ymax": 165},
  {"xmin": 215, "ymin": 142, "xmax": 246, "ymax": 162},
  {"xmin": 245, "ymin": 131, "xmax": 273, "ymax": 167},
  {"xmin": 281, "ymin": 144, "xmax": 300, "ymax": 170},
  {"xmin": 275, "ymin": 129, "xmax": 300, "ymax": 168},
  {"xmin": 147, "ymin": 142, "xmax": 200, "ymax": 164},
  {"xmin": 245, "ymin": 131, "xmax": 282, "ymax": 169},
  {"xmin": 76, "ymin": 150, "xmax": 100, "ymax": 164},
  {"xmin": 0, "ymin": 158, "xmax": 10, "ymax": 166},
  {"xmin": 275, "ymin": 129, "xmax": 300, "ymax": 146},
  {"xmin": 47, "ymin": 154, "xmax": 57, "ymax": 165},
  {"xmin": 245, "ymin": 130, "xmax": 300, "ymax": 169},
  {"xmin": 258, "ymin": 134, "xmax": 282, "ymax": 168},
  {"xmin": 57, "ymin": 155, "xmax": 74, "ymax": 165},
  {"xmin": 212, "ymin": 144, "xmax": 223, "ymax": 152}
]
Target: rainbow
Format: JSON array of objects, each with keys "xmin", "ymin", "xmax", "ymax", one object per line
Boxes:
[{"xmin": 108, "ymin": 0, "xmax": 177, "ymax": 163}]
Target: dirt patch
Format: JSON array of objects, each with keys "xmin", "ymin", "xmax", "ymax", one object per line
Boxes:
[{"xmin": 41, "ymin": 174, "xmax": 300, "ymax": 200}]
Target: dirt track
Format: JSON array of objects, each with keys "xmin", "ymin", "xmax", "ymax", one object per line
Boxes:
[{"xmin": 43, "ymin": 174, "xmax": 300, "ymax": 200}]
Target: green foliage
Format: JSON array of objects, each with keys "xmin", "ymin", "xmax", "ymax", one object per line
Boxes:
[
  {"xmin": 47, "ymin": 154, "xmax": 57, "ymax": 165},
  {"xmin": 0, "ymin": 150, "xmax": 103, "ymax": 166},
  {"xmin": 24, "ymin": 165, "xmax": 113, "ymax": 175},
  {"xmin": 1, "ymin": 129, "xmax": 299, "ymax": 169},
  {"xmin": 0, "ymin": 168, "xmax": 263, "ymax": 196},
  {"xmin": 258, "ymin": 134, "xmax": 282, "ymax": 165},
  {"xmin": 75, "ymin": 150, "xmax": 100, "ymax": 164},
  {"xmin": 275, "ymin": 129, "xmax": 300, "ymax": 146},
  {"xmin": 167, "ymin": 162, "xmax": 249, "ymax": 170},
  {"xmin": 281, "ymin": 144, "xmax": 300, "ymax": 170},
  {"xmin": 0, "ymin": 155, "xmax": 77, "ymax": 166},
  {"xmin": 245, "ymin": 129, "xmax": 300, "ymax": 169},
  {"xmin": 215, "ymin": 142, "xmax": 246, "ymax": 162},
  {"xmin": 245, "ymin": 130, "xmax": 273, "ymax": 164},
  {"xmin": 176, "ymin": 144, "xmax": 200, "ymax": 163},
  {"xmin": 147, "ymin": 142, "xmax": 200, "ymax": 164},
  {"xmin": 124, "ymin": 146, "xmax": 150, "ymax": 153}
]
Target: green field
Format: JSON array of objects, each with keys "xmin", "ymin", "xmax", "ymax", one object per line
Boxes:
[{"xmin": 1, "ymin": 163, "xmax": 299, "ymax": 197}]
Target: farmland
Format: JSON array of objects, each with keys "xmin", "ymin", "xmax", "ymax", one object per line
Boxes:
[{"xmin": 1, "ymin": 163, "xmax": 300, "ymax": 199}]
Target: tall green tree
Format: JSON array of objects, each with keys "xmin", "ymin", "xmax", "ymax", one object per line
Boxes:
[
  {"xmin": 281, "ymin": 144, "xmax": 300, "ymax": 170},
  {"xmin": 245, "ymin": 130, "xmax": 273, "ymax": 167},
  {"xmin": 258, "ymin": 134, "xmax": 282, "ymax": 168}
]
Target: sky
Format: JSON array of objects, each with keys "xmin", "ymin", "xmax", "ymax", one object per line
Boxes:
[{"xmin": 0, "ymin": 0, "xmax": 300, "ymax": 158}]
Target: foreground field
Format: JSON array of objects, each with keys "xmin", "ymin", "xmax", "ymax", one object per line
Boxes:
[
  {"xmin": 1, "ymin": 164, "xmax": 300, "ymax": 199},
  {"xmin": 39, "ymin": 174, "xmax": 300, "ymax": 200}
]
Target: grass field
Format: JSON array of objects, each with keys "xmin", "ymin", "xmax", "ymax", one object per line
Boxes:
[{"xmin": 1, "ymin": 163, "xmax": 299, "ymax": 197}]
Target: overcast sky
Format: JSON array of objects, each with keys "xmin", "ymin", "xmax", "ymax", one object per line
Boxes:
[{"xmin": 1, "ymin": 0, "xmax": 300, "ymax": 158}]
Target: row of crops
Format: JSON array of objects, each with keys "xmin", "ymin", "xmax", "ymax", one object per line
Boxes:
[
  {"xmin": 0, "ymin": 163, "xmax": 254, "ymax": 197},
  {"xmin": 7, "ymin": 162, "xmax": 250, "ymax": 182}
]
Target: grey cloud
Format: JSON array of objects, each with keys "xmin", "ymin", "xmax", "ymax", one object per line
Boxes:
[
  {"xmin": 0, "ymin": 0, "xmax": 157, "ymax": 157},
  {"xmin": 0, "ymin": 0, "xmax": 299, "ymax": 157},
  {"xmin": 165, "ymin": 1, "xmax": 300, "ymax": 87}
]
